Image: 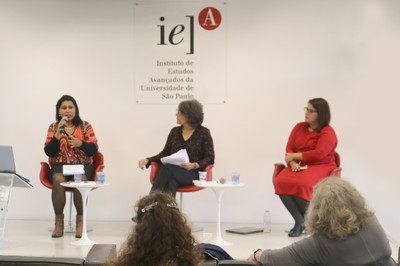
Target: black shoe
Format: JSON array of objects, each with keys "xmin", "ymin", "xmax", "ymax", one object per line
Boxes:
[{"xmin": 288, "ymin": 224, "xmax": 305, "ymax": 237}]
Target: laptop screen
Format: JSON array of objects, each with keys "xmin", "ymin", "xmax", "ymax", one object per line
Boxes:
[{"xmin": 0, "ymin": 145, "xmax": 17, "ymax": 173}]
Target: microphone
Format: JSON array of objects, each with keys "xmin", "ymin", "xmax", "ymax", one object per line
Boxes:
[{"xmin": 59, "ymin": 116, "xmax": 68, "ymax": 133}]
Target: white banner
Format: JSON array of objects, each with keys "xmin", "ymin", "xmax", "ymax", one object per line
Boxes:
[{"xmin": 134, "ymin": 1, "xmax": 227, "ymax": 104}]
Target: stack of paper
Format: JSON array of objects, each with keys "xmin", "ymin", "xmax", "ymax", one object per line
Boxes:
[
  {"xmin": 160, "ymin": 149, "xmax": 189, "ymax": 166},
  {"xmin": 63, "ymin": 164, "xmax": 85, "ymax": 175}
]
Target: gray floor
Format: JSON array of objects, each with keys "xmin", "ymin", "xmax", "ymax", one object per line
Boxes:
[{"xmin": 0, "ymin": 219, "xmax": 398, "ymax": 263}]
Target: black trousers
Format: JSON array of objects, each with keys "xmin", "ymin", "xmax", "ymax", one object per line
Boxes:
[{"xmin": 151, "ymin": 164, "xmax": 198, "ymax": 196}]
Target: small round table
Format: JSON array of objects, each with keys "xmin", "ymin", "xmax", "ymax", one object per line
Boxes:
[
  {"xmin": 61, "ymin": 181, "xmax": 109, "ymax": 246},
  {"xmin": 193, "ymin": 180, "xmax": 244, "ymax": 246}
]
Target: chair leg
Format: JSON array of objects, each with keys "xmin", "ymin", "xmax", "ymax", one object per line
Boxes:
[
  {"xmin": 179, "ymin": 192, "xmax": 183, "ymax": 211},
  {"xmin": 179, "ymin": 192, "xmax": 203, "ymax": 232},
  {"xmin": 65, "ymin": 193, "xmax": 75, "ymax": 233}
]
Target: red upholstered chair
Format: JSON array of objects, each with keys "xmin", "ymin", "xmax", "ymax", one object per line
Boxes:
[
  {"xmin": 40, "ymin": 152, "xmax": 105, "ymax": 232},
  {"xmin": 272, "ymin": 151, "xmax": 342, "ymax": 184},
  {"xmin": 149, "ymin": 162, "xmax": 214, "ymax": 209}
]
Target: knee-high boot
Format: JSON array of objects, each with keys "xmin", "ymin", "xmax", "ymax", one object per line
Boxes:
[
  {"xmin": 52, "ymin": 214, "xmax": 64, "ymax": 238},
  {"xmin": 75, "ymin": 215, "xmax": 83, "ymax": 238}
]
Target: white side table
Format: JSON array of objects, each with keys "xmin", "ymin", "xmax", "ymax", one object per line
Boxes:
[
  {"xmin": 61, "ymin": 181, "xmax": 109, "ymax": 246},
  {"xmin": 193, "ymin": 181, "xmax": 244, "ymax": 246}
]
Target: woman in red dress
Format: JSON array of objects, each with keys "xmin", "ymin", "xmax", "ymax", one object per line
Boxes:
[{"xmin": 274, "ymin": 98, "xmax": 338, "ymax": 237}]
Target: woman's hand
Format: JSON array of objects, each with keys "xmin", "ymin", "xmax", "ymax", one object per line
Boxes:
[
  {"xmin": 289, "ymin": 160, "xmax": 301, "ymax": 172},
  {"xmin": 68, "ymin": 135, "xmax": 82, "ymax": 148},
  {"xmin": 58, "ymin": 118, "xmax": 67, "ymax": 130},
  {"xmin": 138, "ymin": 159, "xmax": 148, "ymax": 170},
  {"xmin": 181, "ymin": 162, "xmax": 198, "ymax": 171},
  {"xmin": 54, "ymin": 119, "xmax": 68, "ymax": 139}
]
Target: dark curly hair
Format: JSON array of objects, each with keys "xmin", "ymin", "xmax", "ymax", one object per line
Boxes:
[
  {"xmin": 178, "ymin": 99, "xmax": 204, "ymax": 127},
  {"xmin": 107, "ymin": 191, "xmax": 203, "ymax": 266}
]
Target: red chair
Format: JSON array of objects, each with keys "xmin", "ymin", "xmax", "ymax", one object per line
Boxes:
[
  {"xmin": 149, "ymin": 162, "xmax": 214, "ymax": 209},
  {"xmin": 40, "ymin": 152, "xmax": 105, "ymax": 232},
  {"xmin": 272, "ymin": 151, "xmax": 342, "ymax": 184}
]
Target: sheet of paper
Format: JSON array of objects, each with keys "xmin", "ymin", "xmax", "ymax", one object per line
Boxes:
[
  {"xmin": 160, "ymin": 149, "xmax": 190, "ymax": 166},
  {"xmin": 72, "ymin": 181, "xmax": 97, "ymax": 186},
  {"xmin": 63, "ymin": 164, "xmax": 85, "ymax": 175},
  {"xmin": 299, "ymin": 165, "xmax": 308, "ymax": 171}
]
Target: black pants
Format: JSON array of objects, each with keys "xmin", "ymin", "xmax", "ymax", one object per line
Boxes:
[{"xmin": 151, "ymin": 164, "xmax": 198, "ymax": 196}]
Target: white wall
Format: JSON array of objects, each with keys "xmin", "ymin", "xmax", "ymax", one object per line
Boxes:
[{"xmin": 1, "ymin": 0, "xmax": 399, "ymax": 241}]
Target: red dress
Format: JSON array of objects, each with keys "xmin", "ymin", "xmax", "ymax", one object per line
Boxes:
[{"xmin": 274, "ymin": 122, "xmax": 338, "ymax": 201}]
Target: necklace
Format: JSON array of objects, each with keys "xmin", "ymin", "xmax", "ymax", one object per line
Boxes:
[{"xmin": 65, "ymin": 126, "xmax": 75, "ymax": 130}]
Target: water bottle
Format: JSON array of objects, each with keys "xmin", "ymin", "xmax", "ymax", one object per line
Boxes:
[
  {"xmin": 74, "ymin": 173, "xmax": 82, "ymax": 183},
  {"xmin": 97, "ymin": 172, "xmax": 105, "ymax": 184},
  {"xmin": 263, "ymin": 210, "xmax": 271, "ymax": 233}
]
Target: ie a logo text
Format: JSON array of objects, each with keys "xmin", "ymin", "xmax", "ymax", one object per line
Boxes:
[{"xmin": 157, "ymin": 7, "xmax": 222, "ymax": 55}]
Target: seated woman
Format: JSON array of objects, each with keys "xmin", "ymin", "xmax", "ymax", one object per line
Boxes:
[
  {"xmin": 138, "ymin": 99, "xmax": 215, "ymax": 196},
  {"xmin": 248, "ymin": 177, "xmax": 393, "ymax": 265},
  {"xmin": 107, "ymin": 191, "xmax": 203, "ymax": 266},
  {"xmin": 44, "ymin": 95, "xmax": 98, "ymax": 238},
  {"xmin": 274, "ymin": 98, "xmax": 338, "ymax": 237}
]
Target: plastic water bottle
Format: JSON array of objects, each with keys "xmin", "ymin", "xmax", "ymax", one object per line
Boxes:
[
  {"xmin": 74, "ymin": 173, "xmax": 82, "ymax": 183},
  {"xmin": 263, "ymin": 210, "xmax": 271, "ymax": 233},
  {"xmin": 97, "ymin": 172, "xmax": 105, "ymax": 184}
]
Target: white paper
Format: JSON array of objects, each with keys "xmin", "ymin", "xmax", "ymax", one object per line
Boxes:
[
  {"xmin": 72, "ymin": 181, "xmax": 97, "ymax": 186},
  {"xmin": 63, "ymin": 164, "xmax": 85, "ymax": 175},
  {"xmin": 160, "ymin": 149, "xmax": 190, "ymax": 166}
]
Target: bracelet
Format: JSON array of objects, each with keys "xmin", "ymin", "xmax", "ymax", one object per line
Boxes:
[{"xmin": 253, "ymin": 248, "xmax": 261, "ymax": 261}]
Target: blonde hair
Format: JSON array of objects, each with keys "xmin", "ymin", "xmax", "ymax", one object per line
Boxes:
[{"xmin": 306, "ymin": 177, "xmax": 374, "ymax": 240}]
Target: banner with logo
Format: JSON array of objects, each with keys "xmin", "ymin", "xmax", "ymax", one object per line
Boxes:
[{"xmin": 134, "ymin": 1, "xmax": 226, "ymax": 104}]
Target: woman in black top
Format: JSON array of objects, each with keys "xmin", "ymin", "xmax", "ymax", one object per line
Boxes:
[{"xmin": 138, "ymin": 99, "xmax": 215, "ymax": 196}]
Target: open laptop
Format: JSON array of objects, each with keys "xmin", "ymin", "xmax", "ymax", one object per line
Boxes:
[{"xmin": 0, "ymin": 145, "xmax": 33, "ymax": 188}]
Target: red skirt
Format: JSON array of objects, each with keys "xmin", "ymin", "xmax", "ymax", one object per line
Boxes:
[{"xmin": 274, "ymin": 163, "xmax": 336, "ymax": 201}]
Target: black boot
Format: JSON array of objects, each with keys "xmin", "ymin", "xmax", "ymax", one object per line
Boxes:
[{"xmin": 288, "ymin": 223, "xmax": 305, "ymax": 237}]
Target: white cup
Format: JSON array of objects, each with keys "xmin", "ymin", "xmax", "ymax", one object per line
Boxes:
[{"xmin": 198, "ymin": 171, "xmax": 207, "ymax": 182}]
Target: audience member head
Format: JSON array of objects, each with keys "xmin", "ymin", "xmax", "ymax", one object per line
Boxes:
[
  {"xmin": 55, "ymin": 95, "xmax": 82, "ymax": 126},
  {"xmin": 307, "ymin": 98, "xmax": 331, "ymax": 132},
  {"xmin": 177, "ymin": 99, "xmax": 204, "ymax": 127},
  {"xmin": 306, "ymin": 177, "xmax": 374, "ymax": 240},
  {"xmin": 109, "ymin": 191, "xmax": 203, "ymax": 266}
]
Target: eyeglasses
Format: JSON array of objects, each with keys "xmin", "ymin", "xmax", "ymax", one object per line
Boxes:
[{"xmin": 304, "ymin": 107, "xmax": 317, "ymax": 113}]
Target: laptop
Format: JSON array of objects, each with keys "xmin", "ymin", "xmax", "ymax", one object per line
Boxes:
[
  {"xmin": 0, "ymin": 145, "xmax": 33, "ymax": 188},
  {"xmin": 225, "ymin": 227, "xmax": 264, "ymax": 235}
]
